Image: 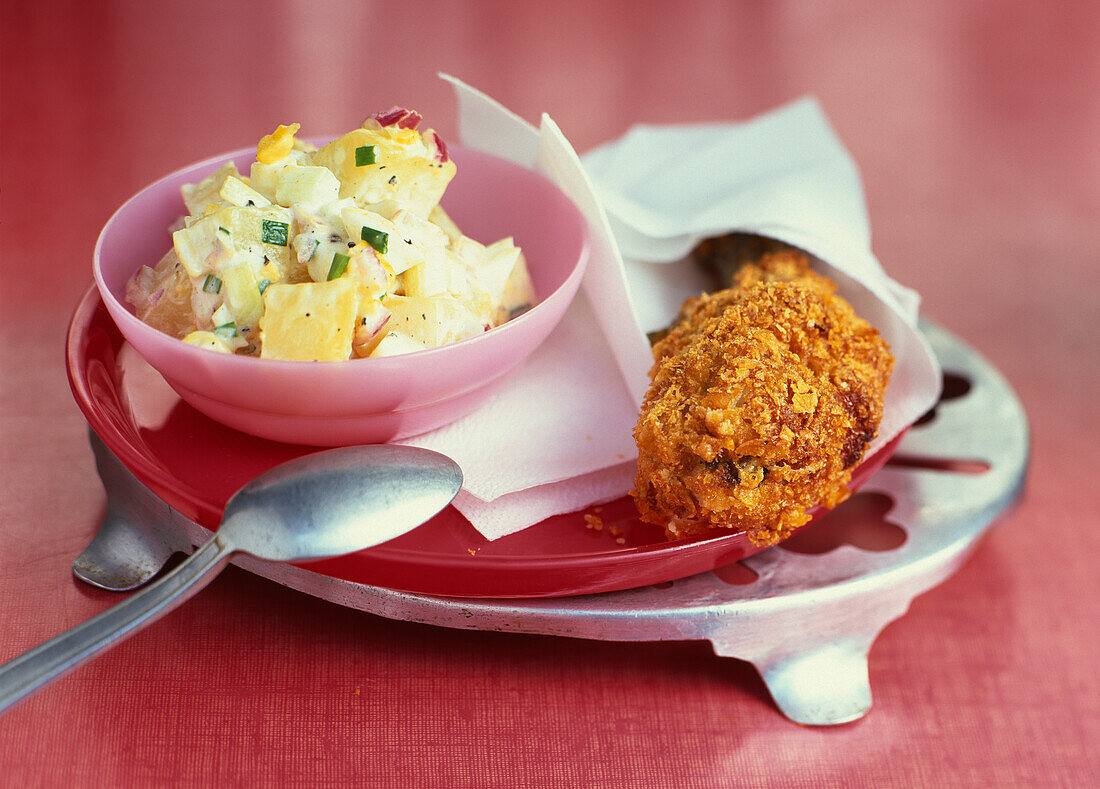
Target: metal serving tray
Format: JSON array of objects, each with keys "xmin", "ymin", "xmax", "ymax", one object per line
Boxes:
[{"xmin": 75, "ymin": 321, "xmax": 1028, "ymax": 725}]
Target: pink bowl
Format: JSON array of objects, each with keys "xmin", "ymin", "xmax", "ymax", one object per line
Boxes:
[{"xmin": 94, "ymin": 143, "xmax": 590, "ymax": 446}]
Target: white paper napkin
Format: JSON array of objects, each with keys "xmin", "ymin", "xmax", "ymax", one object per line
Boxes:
[
  {"xmin": 402, "ymin": 79, "xmax": 941, "ymax": 541},
  {"xmin": 582, "ymin": 97, "xmax": 942, "ymax": 458},
  {"xmin": 398, "ymin": 76, "xmax": 652, "ymax": 540}
]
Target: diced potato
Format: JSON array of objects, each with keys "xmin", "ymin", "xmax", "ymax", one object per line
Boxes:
[
  {"xmin": 221, "ymin": 262, "xmax": 263, "ymax": 328},
  {"xmin": 361, "ymin": 199, "xmax": 402, "ymax": 220},
  {"xmin": 209, "ymin": 304, "xmax": 248, "ymax": 352},
  {"xmin": 182, "ymin": 331, "xmax": 234, "ymax": 353},
  {"xmin": 259, "ymin": 279, "xmax": 357, "ymax": 361},
  {"xmin": 405, "ymin": 246, "xmax": 474, "ymax": 301},
  {"xmin": 249, "ymin": 161, "xmax": 285, "ymax": 202},
  {"xmin": 275, "ymin": 165, "xmax": 340, "ymax": 212},
  {"xmin": 290, "ymin": 211, "xmax": 348, "ymax": 284},
  {"xmin": 308, "ymin": 245, "xmax": 336, "ymax": 285},
  {"xmin": 428, "ymin": 205, "xmax": 463, "ymax": 244},
  {"xmin": 475, "ymin": 239, "xmax": 522, "ymax": 302},
  {"xmin": 383, "ymin": 294, "xmax": 486, "ymax": 347},
  {"xmin": 451, "ymin": 235, "xmax": 485, "ymax": 266},
  {"xmin": 496, "ymin": 250, "xmax": 537, "ymax": 324},
  {"xmin": 352, "ymin": 298, "xmax": 392, "ymax": 358},
  {"xmin": 339, "ymin": 207, "xmax": 422, "ymax": 275},
  {"xmin": 219, "ymin": 176, "xmax": 272, "ymax": 208},
  {"xmin": 370, "ymin": 330, "xmax": 428, "ymax": 357},
  {"xmin": 310, "ymin": 128, "xmax": 456, "ymax": 218},
  {"xmin": 339, "ymin": 206, "xmax": 391, "ymax": 246},
  {"xmin": 126, "ymin": 250, "xmax": 198, "ymax": 339},
  {"xmin": 205, "ymin": 205, "xmax": 300, "ymax": 281},
  {"xmin": 347, "ymin": 245, "xmax": 393, "ymax": 299},
  {"xmin": 211, "ymin": 303, "xmax": 235, "ymax": 330},
  {"xmin": 403, "ymin": 257, "xmax": 448, "ymax": 298},
  {"xmin": 181, "ymin": 162, "xmax": 240, "ymax": 217},
  {"xmin": 451, "ymin": 236, "xmax": 535, "ymax": 325},
  {"xmin": 392, "ymin": 208, "xmax": 449, "ymax": 249},
  {"xmin": 172, "ymin": 219, "xmax": 224, "ymax": 277},
  {"xmin": 190, "ymin": 285, "xmax": 221, "ymax": 331},
  {"xmin": 259, "ymin": 257, "xmax": 283, "ymax": 285}
]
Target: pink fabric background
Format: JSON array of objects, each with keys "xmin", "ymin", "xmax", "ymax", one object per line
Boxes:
[{"xmin": 2, "ymin": 1, "xmax": 1096, "ymax": 785}]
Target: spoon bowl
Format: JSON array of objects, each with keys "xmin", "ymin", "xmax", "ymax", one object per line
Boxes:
[
  {"xmin": 0, "ymin": 444, "xmax": 462, "ymax": 713},
  {"xmin": 221, "ymin": 445, "xmax": 463, "ymax": 563}
]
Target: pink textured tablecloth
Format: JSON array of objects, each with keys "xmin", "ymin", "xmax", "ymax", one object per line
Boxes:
[{"xmin": 2, "ymin": 1, "xmax": 1096, "ymax": 785}]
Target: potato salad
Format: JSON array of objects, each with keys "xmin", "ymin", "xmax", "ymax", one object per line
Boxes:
[{"xmin": 125, "ymin": 108, "xmax": 536, "ymax": 361}]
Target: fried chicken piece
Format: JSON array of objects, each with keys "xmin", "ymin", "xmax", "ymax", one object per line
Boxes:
[
  {"xmin": 658, "ymin": 249, "xmax": 833, "ymax": 358},
  {"xmin": 631, "ymin": 247, "xmax": 894, "ymax": 545}
]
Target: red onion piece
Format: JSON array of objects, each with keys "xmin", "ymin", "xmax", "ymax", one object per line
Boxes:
[
  {"xmin": 365, "ymin": 311, "xmax": 391, "ymax": 336},
  {"xmin": 425, "ymin": 129, "xmax": 450, "ymax": 163},
  {"xmin": 124, "ymin": 266, "xmax": 158, "ymax": 312},
  {"xmin": 370, "ymin": 107, "xmax": 423, "ymax": 130},
  {"xmin": 352, "ymin": 310, "xmax": 391, "ymax": 356}
]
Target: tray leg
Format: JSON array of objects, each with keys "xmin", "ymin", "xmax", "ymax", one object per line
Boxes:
[
  {"xmin": 706, "ymin": 582, "xmax": 916, "ymax": 726},
  {"xmin": 746, "ymin": 636, "xmax": 876, "ymax": 725}
]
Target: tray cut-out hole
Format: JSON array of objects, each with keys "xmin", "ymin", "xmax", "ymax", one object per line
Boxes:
[
  {"xmin": 712, "ymin": 561, "xmax": 759, "ymax": 586},
  {"xmin": 781, "ymin": 492, "xmax": 906, "ymax": 555},
  {"xmin": 914, "ymin": 371, "xmax": 971, "ymax": 426},
  {"xmin": 885, "ymin": 455, "xmax": 990, "ymax": 474}
]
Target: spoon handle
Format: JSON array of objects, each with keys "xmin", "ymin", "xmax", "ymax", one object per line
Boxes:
[{"xmin": 0, "ymin": 536, "xmax": 233, "ymax": 713}]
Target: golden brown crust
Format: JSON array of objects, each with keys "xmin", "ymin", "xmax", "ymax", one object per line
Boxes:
[{"xmin": 631, "ymin": 243, "xmax": 894, "ymax": 545}]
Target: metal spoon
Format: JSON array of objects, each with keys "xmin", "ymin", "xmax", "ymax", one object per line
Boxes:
[
  {"xmin": 0, "ymin": 444, "xmax": 462, "ymax": 713},
  {"xmin": 71, "ymin": 433, "xmax": 193, "ymax": 592}
]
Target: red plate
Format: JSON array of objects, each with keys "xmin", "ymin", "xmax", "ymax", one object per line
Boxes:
[{"xmin": 68, "ymin": 285, "xmax": 903, "ymax": 598}]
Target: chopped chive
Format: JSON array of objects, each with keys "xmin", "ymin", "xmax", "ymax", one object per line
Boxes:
[
  {"xmin": 327, "ymin": 252, "xmax": 350, "ymax": 281},
  {"xmin": 217, "ymin": 226, "xmax": 230, "ymax": 235},
  {"xmin": 355, "ymin": 145, "xmax": 377, "ymax": 166},
  {"xmin": 202, "ymin": 274, "xmax": 222, "ymax": 294},
  {"xmin": 214, "ymin": 322, "xmax": 238, "ymax": 340},
  {"xmin": 261, "ymin": 219, "xmax": 289, "ymax": 246},
  {"xmin": 360, "ymin": 226, "xmax": 388, "ymax": 254},
  {"xmin": 258, "ymin": 278, "xmax": 271, "ymax": 294},
  {"xmin": 507, "ymin": 302, "xmax": 533, "ymax": 319}
]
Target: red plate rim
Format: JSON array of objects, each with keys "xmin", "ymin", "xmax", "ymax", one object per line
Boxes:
[{"xmin": 67, "ymin": 284, "xmax": 904, "ymax": 597}]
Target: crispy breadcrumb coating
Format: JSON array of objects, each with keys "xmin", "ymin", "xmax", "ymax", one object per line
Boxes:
[{"xmin": 631, "ymin": 243, "xmax": 894, "ymax": 545}]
